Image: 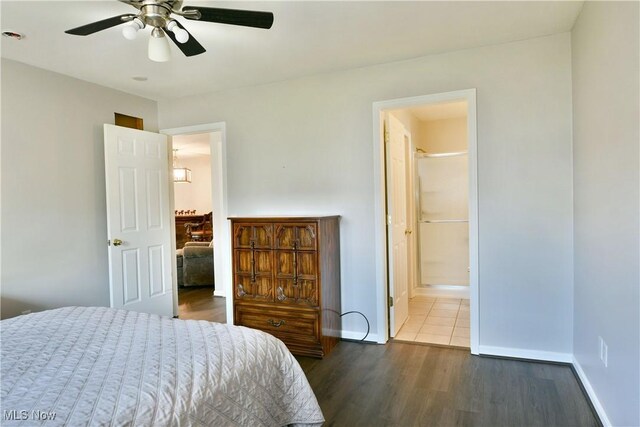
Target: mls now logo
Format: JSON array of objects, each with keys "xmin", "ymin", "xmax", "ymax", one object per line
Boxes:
[
  {"xmin": 3, "ymin": 410, "xmax": 56, "ymax": 421},
  {"xmin": 3, "ymin": 410, "xmax": 29, "ymax": 420}
]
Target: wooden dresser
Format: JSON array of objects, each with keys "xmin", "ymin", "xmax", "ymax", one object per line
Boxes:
[{"xmin": 230, "ymin": 216, "xmax": 341, "ymax": 358}]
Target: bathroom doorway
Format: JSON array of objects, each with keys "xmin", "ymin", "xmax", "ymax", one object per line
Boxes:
[{"xmin": 374, "ymin": 89, "xmax": 478, "ymax": 353}]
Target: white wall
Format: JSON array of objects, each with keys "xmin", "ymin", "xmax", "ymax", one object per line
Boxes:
[
  {"xmin": 158, "ymin": 33, "xmax": 574, "ymax": 353},
  {"xmin": 387, "ymin": 109, "xmax": 421, "ymax": 136},
  {"xmin": 173, "ymin": 155, "xmax": 213, "ymax": 215},
  {"xmin": 0, "ymin": 59, "xmax": 158, "ymax": 319},
  {"xmin": 419, "ymin": 117, "xmax": 467, "ymax": 153},
  {"xmin": 571, "ymin": 2, "xmax": 640, "ymax": 426}
]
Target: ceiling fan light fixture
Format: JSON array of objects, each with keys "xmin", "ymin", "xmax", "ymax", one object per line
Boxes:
[
  {"xmin": 64, "ymin": 2, "xmax": 274, "ymax": 60},
  {"xmin": 166, "ymin": 20, "xmax": 189, "ymax": 44},
  {"xmin": 148, "ymin": 27, "xmax": 171, "ymax": 62},
  {"xmin": 122, "ymin": 18, "xmax": 145, "ymax": 40}
]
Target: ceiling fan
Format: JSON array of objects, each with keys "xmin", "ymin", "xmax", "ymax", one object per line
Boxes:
[{"xmin": 65, "ymin": 0, "xmax": 274, "ymax": 62}]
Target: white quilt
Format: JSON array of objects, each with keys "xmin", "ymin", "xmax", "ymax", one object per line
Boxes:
[{"xmin": 0, "ymin": 307, "xmax": 324, "ymax": 426}]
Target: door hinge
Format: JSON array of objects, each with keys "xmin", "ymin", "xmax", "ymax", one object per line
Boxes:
[
  {"xmin": 389, "ymin": 296, "xmax": 394, "ymax": 307},
  {"xmin": 384, "ymin": 130, "xmax": 390, "ymax": 144}
]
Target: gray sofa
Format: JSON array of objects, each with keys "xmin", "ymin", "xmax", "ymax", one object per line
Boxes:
[{"xmin": 177, "ymin": 242, "xmax": 214, "ymax": 288}]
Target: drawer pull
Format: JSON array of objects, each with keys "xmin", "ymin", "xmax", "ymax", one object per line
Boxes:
[
  {"xmin": 293, "ymin": 241, "xmax": 298, "ymax": 285},
  {"xmin": 267, "ymin": 319, "xmax": 285, "ymax": 327},
  {"xmin": 237, "ymin": 284, "xmax": 246, "ymax": 297},
  {"xmin": 250, "ymin": 241, "xmax": 256, "ymax": 282}
]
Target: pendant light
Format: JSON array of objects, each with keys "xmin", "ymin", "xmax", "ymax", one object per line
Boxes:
[{"xmin": 173, "ymin": 149, "xmax": 192, "ymax": 183}]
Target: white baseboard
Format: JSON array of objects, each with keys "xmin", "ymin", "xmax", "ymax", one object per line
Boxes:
[
  {"xmin": 213, "ymin": 290, "xmax": 226, "ymax": 297},
  {"xmin": 341, "ymin": 329, "xmax": 382, "ymax": 344},
  {"xmin": 572, "ymin": 356, "xmax": 611, "ymax": 426},
  {"xmin": 413, "ymin": 285, "xmax": 470, "ymax": 299},
  {"xmin": 478, "ymin": 345, "xmax": 573, "ymax": 363}
]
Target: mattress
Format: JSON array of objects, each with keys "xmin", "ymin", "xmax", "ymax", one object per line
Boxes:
[{"xmin": 0, "ymin": 306, "xmax": 324, "ymax": 426}]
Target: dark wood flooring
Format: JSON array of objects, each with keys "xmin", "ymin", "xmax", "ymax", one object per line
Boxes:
[
  {"xmin": 177, "ymin": 286, "xmax": 226, "ymax": 322},
  {"xmin": 175, "ymin": 290, "xmax": 599, "ymax": 426},
  {"xmin": 296, "ymin": 342, "xmax": 600, "ymax": 427}
]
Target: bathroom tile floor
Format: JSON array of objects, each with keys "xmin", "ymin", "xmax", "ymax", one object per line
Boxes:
[{"xmin": 394, "ymin": 296, "xmax": 470, "ymax": 348}]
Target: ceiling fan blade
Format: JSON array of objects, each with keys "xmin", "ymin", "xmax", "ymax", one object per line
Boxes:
[
  {"xmin": 65, "ymin": 14, "xmax": 136, "ymax": 36},
  {"xmin": 165, "ymin": 21, "xmax": 206, "ymax": 57},
  {"xmin": 181, "ymin": 7, "xmax": 273, "ymax": 29}
]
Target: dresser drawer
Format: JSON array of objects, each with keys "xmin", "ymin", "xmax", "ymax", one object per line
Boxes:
[{"xmin": 235, "ymin": 304, "xmax": 320, "ymax": 345}]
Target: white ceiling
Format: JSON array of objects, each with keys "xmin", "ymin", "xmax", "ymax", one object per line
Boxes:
[
  {"xmin": 1, "ymin": 1, "xmax": 584, "ymax": 101},
  {"xmin": 401, "ymin": 100, "xmax": 468, "ymax": 122},
  {"xmin": 172, "ymin": 131, "xmax": 218, "ymax": 157}
]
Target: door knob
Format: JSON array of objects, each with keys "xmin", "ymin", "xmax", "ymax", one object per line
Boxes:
[{"xmin": 112, "ymin": 238, "xmax": 123, "ymax": 246}]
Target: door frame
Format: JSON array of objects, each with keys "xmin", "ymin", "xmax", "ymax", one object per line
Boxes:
[
  {"xmin": 160, "ymin": 122, "xmax": 233, "ymax": 325},
  {"xmin": 372, "ymin": 89, "xmax": 479, "ymax": 354}
]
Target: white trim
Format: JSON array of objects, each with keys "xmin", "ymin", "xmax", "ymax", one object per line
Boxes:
[
  {"xmin": 413, "ymin": 286, "xmax": 470, "ymax": 299},
  {"xmin": 213, "ymin": 290, "xmax": 226, "ymax": 298},
  {"xmin": 466, "ymin": 90, "xmax": 479, "ymax": 355},
  {"xmin": 160, "ymin": 123, "xmax": 232, "ymax": 325},
  {"xmin": 478, "ymin": 345, "xmax": 573, "ymax": 364},
  {"xmin": 572, "ymin": 356, "xmax": 612, "ymax": 427},
  {"xmin": 416, "ymin": 151, "xmax": 468, "ymax": 158},
  {"xmin": 372, "ymin": 89, "xmax": 479, "ymax": 354},
  {"xmin": 166, "ymin": 136, "xmax": 179, "ymax": 317},
  {"xmin": 341, "ymin": 330, "xmax": 383, "ymax": 344},
  {"xmin": 373, "ymin": 109, "xmax": 388, "ymax": 348}
]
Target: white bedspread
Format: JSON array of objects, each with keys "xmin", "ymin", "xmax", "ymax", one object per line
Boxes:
[{"xmin": 0, "ymin": 307, "xmax": 324, "ymax": 426}]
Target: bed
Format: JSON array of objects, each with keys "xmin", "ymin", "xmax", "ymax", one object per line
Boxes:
[{"xmin": 0, "ymin": 306, "xmax": 324, "ymax": 426}]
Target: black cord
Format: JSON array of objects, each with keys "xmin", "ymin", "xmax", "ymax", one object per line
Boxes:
[{"xmin": 340, "ymin": 311, "xmax": 370, "ymax": 342}]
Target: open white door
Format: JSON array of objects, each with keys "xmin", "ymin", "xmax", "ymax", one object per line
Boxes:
[
  {"xmin": 386, "ymin": 114, "xmax": 410, "ymax": 336},
  {"xmin": 104, "ymin": 124, "xmax": 174, "ymax": 317}
]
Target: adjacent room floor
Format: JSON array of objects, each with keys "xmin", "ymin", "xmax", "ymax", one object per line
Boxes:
[
  {"xmin": 177, "ymin": 286, "xmax": 225, "ymax": 322},
  {"xmin": 395, "ymin": 296, "xmax": 470, "ymax": 348}
]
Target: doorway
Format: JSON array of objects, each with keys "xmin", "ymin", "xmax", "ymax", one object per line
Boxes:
[
  {"xmin": 161, "ymin": 123, "xmax": 232, "ymax": 325},
  {"xmin": 171, "ymin": 133, "xmax": 220, "ymax": 321},
  {"xmin": 373, "ymin": 89, "xmax": 479, "ymax": 354}
]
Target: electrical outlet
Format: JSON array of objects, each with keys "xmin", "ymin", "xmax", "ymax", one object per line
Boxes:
[{"xmin": 598, "ymin": 336, "xmax": 608, "ymax": 367}]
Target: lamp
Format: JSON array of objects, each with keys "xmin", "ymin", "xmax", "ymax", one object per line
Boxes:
[
  {"xmin": 166, "ymin": 20, "xmax": 189, "ymax": 44},
  {"xmin": 122, "ymin": 18, "xmax": 145, "ymax": 40},
  {"xmin": 173, "ymin": 149, "xmax": 192, "ymax": 183},
  {"xmin": 148, "ymin": 27, "xmax": 171, "ymax": 62},
  {"xmin": 121, "ymin": 18, "xmax": 189, "ymax": 62}
]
